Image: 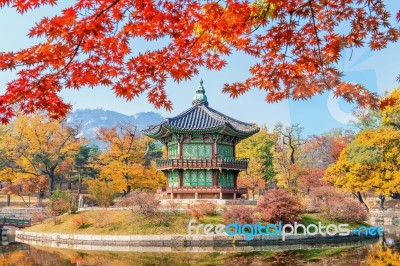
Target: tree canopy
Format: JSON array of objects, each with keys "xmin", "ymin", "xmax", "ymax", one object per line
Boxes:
[
  {"xmin": 324, "ymin": 87, "xmax": 400, "ymax": 207},
  {"xmin": 0, "ymin": 0, "xmax": 399, "ymax": 123}
]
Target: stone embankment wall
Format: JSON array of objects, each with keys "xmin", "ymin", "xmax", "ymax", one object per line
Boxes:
[
  {"xmin": 369, "ymin": 209, "xmax": 400, "ymax": 227},
  {"xmin": 16, "ymin": 231, "xmax": 377, "ymax": 249}
]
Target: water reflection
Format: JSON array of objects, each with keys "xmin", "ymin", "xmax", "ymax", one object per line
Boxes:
[
  {"xmin": 3, "ymin": 233, "xmax": 400, "ymax": 265},
  {"xmin": 1, "ymin": 241, "xmax": 398, "ymax": 266}
]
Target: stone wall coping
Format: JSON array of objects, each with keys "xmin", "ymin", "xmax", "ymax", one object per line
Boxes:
[{"xmin": 16, "ymin": 230, "xmax": 378, "ymax": 247}]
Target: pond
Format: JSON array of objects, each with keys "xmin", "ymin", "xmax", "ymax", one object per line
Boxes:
[{"xmin": 1, "ymin": 234, "xmax": 399, "ymax": 265}]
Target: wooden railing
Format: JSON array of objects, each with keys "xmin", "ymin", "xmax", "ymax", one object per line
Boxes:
[
  {"xmin": 158, "ymin": 187, "xmax": 248, "ymax": 194},
  {"xmin": 0, "ymin": 217, "xmax": 31, "ymax": 228},
  {"xmin": 155, "ymin": 158, "xmax": 249, "ymax": 170}
]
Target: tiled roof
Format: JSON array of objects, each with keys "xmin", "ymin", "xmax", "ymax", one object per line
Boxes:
[{"xmin": 142, "ymin": 80, "xmax": 259, "ymax": 138}]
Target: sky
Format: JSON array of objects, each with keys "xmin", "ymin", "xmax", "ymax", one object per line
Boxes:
[{"xmin": 0, "ymin": 2, "xmax": 399, "ymax": 136}]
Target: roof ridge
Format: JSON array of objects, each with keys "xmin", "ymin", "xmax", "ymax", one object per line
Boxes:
[
  {"xmin": 167, "ymin": 105, "xmax": 198, "ymax": 121},
  {"xmin": 203, "ymin": 105, "xmax": 257, "ymax": 127}
]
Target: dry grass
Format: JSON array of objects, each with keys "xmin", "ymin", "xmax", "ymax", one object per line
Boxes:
[{"xmin": 24, "ymin": 210, "xmax": 224, "ymax": 235}]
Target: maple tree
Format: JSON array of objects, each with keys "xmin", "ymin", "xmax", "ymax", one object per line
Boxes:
[
  {"xmin": 297, "ymin": 129, "xmax": 353, "ymax": 192},
  {"xmin": 256, "ymin": 189, "xmax": 303, "ymax": 224},
  {"xmin": 0, "ymin": 0, "xmax": 398, "ymax": 123}
]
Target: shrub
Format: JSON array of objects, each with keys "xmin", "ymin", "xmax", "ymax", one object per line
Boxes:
[
  {"xmin": 117, "ymin": 191, "xmax": 160, "ymax": 217},
  {"xmin": 86, "ymin": 179, "xmax": 117, "ymax": 207},
  {"xmin": 256, "ymin": 189, "xmax": 303, "ymax": 224},
  {"xmin": 326, "ymin": 198, "xmax": 368, "ymax": 224},
  {"xmin": 153, "ymin": 212, "xmax": 172, "ymax": 226},
  {"xmin": 72, "ymin": 215, "xmax": 91, "ymax": 229},
  {"xmin": 31, "ymin": 211, "xmax": 49, "ymax": 224},
  {"xmin": 308, "ymin": 186, "xmax": 367, "ymax": 223},
  {"xmin": 49, "ymin": 189, "xmax": 77, "ymax": 216},
  {"xmin": 222, "ymin": 205, "xmax": 254, "ymax": 225},
  {"xmin": 93, "ymin": 212, "xmax": 112, "ymax": 228},
  {"xmin": 165, "ymin": 200, "xmax": 180, "ymax": 214},
  {"xmin": 186, "ymin": 200, "xmax": 216, "ymax": 220}
]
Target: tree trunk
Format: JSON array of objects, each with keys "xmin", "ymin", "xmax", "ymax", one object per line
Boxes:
[
  {"xmin": 354, "ymin": 191, "xmax": 369, "ymax": 212},
  {"xmin": 378, "ymin": 194, "xmax": 385, "ymax": 210},
  {"xmin": 251, "ymin": 188, "xmax": 255, "ymax": 200},
  {"xmin": 59, "ymin": 175, "xmax": 63, "ymax": 189},
  {"xmin": 77, "ymin": 168, "xmax": 82, "ymax": 195},
  {"xmin": 6, "ymin": 194, "xmax": 10, "ymax": 207},
  {"xmin": 37, "ymin": 191, "xmax": 45, "ymax": 207},
  {"xmin": 49, "ymin": 173, "xmax": 55, "ymax": 195}
]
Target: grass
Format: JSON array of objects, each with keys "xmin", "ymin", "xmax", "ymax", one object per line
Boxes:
[
  {"xmin": 293, "ymin": 246, "xmax": 355, "ymax": 260},
  {"xmin": 301, "ymin": 213, "xmax": 370, "ymax": 229},
  {"xmin": 24, "ymin": 210, "xmax": 224, "ymax": 235},
  {"xmin": 25, "ymin": 210, "xmax": 370, "ymax": 236}
]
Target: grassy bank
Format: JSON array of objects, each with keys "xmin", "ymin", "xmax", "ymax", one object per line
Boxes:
[
  {"xmin": 302, "ymin": 213, "xmax": 370, "ymax": 229},
  {"xmin": 24, "ymin": 210, "xmax": 369, "ymax": 235},
  {"xmin": 24, "ymin": 210, "xmax": 224, "ymax": 235}
]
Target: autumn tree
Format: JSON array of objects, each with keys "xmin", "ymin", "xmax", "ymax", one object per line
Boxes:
[
  {"xmin": 73, "ymin": 144, "xmax": 101, "ymax": 195},
  {"xmin": 236, "ymin": 126, "xmax": 275, "ymax": 198},
  {"xmin": 0, "ymin": 1, "xmax": 398, "ymax": 123},
  {"xmin": 86, "ymin": 179, "xmax": 117, "ymax": 207},
  {"xmin": 96, "ymin": 123, "xmax": 164, "ymax": 194},
  {"xmin": 0, "ymin": 112, "xmax": 81, "ymax": 195},
  {"xmin": 273, "ymin": 123, "xmax": 305, "ymax": 190},
  {"xmin": 297, "ymin": 129, "xmax": 353, "ymax": 192},
  {"xmin": 324, "ymin": 88, "xmax": 400, "ymax": 210},
  {"xmin": 256, "ymin": 189, "xmax": 303, "ymax": 224}
]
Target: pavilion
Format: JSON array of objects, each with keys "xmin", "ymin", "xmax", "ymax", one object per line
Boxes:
[{"xmin": 142, "ymin": 80, "xmax": 259, "ymax": 200}]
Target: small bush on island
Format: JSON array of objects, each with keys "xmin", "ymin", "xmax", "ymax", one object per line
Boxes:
[
  {"xmin": 308, "ymin": 187, "xmax": 367, "ymax": 224},
  {"xmin": 31, "ymin": 211, "xmax": 49, "ymax": 224},
  {"xmin": 222, "ymin": 205, "xmax": 254, "ymax": 225},
  {"xmin": 92, "ymin": 212, "xmax": 112, "ymax": 228},
  {"xmin": 256, "ymin": 189, "xmax": 303, "ymax": 224},
  {"xmin": 72, "ymin": 215, "xmax": 91, "ymax": 229},
  {"xmin": 186, "ymin": 200, "xmax": 217, "ymax": 220},
  {"xmin": 117, "ymin": 190, "xmax": 160, "ymax": 217}
]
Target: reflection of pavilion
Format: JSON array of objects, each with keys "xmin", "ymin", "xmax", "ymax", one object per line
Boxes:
[{"xmin": 143, "ymin": 80, "xmax": 259, "ymax": 200}]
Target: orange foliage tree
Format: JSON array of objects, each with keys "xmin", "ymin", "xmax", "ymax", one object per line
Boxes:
[
  {"xmin": 297, "ymin": 129, "xmax": 354, "ymax": 192},
  {"xmin": 0, "ymin": 0, "xmax": 398, "ymax": 123}
]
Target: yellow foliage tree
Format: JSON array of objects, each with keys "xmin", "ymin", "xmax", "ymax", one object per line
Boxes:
[
  {"xmin": 236, "ymin": 126, "xmax": 275, "ymax": 199},
  {"xmin": 96, "ymin": 124, "xmax": 164, "ymax": 194},
  {"xmin": 0, "ymin": 112, "xmax": 81, "ymax": 195},
  {"xmin": 324, "ymin": 88, "xmax": 400, "ymax": 210}
]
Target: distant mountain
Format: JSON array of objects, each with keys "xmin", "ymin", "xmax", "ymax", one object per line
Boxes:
[{"xmin": 67, "ymin": 109, "xmax": 164, "ymax": 144}]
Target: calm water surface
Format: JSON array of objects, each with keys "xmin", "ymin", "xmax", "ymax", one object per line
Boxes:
[{"xmin": 1, "ymin": 235, "xmax": 399, "ymax": 265}]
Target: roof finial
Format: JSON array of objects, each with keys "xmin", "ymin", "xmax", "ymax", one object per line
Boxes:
[{"xmin": 192, "ymin": 78, "xmax": 208, "ymax": 106}]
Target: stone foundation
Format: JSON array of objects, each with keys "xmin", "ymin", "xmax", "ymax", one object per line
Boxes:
[{"xmin": 16, "ymin": 230, "xmax": 378, "ymax": 251}]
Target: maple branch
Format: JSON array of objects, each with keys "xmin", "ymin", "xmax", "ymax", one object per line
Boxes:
[
  {"xmin": 282, "ymin": 12, "xmax": 293, "ymax": 65},
  {"xmin": 308, "ymin": 0, "xmax": 332, "ymax": 90},
  {"xmin": 94, "ymin": 0, "xmax": 121, "ymax": 20}
]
